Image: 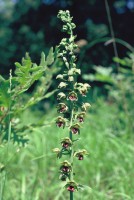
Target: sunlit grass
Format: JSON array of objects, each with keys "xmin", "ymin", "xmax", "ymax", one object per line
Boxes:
[{"xmin": 1, "ymin": 99, "xmax": 133, "ymax": 200}]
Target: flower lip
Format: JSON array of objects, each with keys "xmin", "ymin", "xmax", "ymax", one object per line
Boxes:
[
  {"xmin": 62, "ymin": 142, "xmax": 69, "ymax": 148},
  {"xmin": 61, "ymin": 137, "xmax": 72, "ymax": 148},
  {"xmin": 57, "ymin": 121, "xmax": 64, "ymax": 127},
  {"xmin": 68, "ymin": 92, "xmax": 78, "ymax": 101},
  {"xmin": 60, "ymin": 107, "xmax": 67, "ymax": 113},
  {"xmin": 70, "ymin": 124, "xmax": 80, "ymax": 134},
  {"xmin": 61, "ymin": 166, "xmax": 70, "ymax": 173},
  {"xmin": 78, "ymin": 117, "xmax": 84, "ymax": 123},
  {"xmin": 57, "ymin": 103, "xmax": 68, "ymax": 113},
  {"xmin": 68, "ymin": 95, "xmax": 77, "ymax": 101},
  {"xmin": 67, "ymin": 186, "xmax": 75, "ymax": 192},
  {"xmin": 78, "ymin": 154, "xmax": 83, "ymax": 160},
  {"xmin": 71, "ymin": 127, "xmax": 78, "ymax": 134}
]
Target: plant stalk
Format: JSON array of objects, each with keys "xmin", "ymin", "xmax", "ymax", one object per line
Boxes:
[
  {"xmin": 70, "ymin": 190, "xmax": 73, "ymax": 200},
  {"xmin": 69, "ymin": 107, "xmax": 74, "ymax": 200}
]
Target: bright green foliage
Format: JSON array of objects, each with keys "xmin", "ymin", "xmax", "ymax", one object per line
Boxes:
[
  {"xmin": 0, "ymin": 78, "xmax": 11, "ymax": 107},
  {"xmin": 0, "ymin": 48, "xmax": 57, "ymax": 145},
  {"xmin": 0, "ymin": 99, "xmax": 134, "ymax": 200},
  {"xmin": 83, "ymin": 52, "xmax": 134, "ymax": 134}
]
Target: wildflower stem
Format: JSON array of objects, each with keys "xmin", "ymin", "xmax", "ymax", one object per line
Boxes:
[
  {"xmin": 70, "ymin": 191, "xmax": 73, "ymax": 200},
  {"xmin": 70, "ymin": 107, "xmax": 74, "ymax": 199}
]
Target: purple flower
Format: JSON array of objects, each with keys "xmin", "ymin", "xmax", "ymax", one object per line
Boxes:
[{"xmin": 67, "ymin": 186, "xmax": 75, "ymax": 192}]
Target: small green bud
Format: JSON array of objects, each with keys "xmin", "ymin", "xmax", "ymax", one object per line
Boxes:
[
  {"xmin": 74, "ymin": 68, "xmax": 81, "ymax": 74},
  {"xmin": 63, "ymin": 57, "xmax": 67, "ymax": 62},
  {"xmin": 65, "ymin": 62, "xmax": 69, "ymax": 68},
  {"xmin": 58, "ymin": 82, "xmax": 67, "ymax": 88},
  {"xmin": 72, "ymin": 55, "xmax": 76, "ymax": 60},
  {"xmin": 66, "ymin": 10, "xmax": 70, "ymax": 15},
  {"xmin": 69, "ymin": 52, "xmax": 73, "ymax": 55},
  {"xmin": 58, "ymin": 53, "xmax": 63, "ymax": 57},
  {"xmin": 63, "ymin": 25, "xmax": 68, "ymax": 31},
  {"xmin": 57, "ymin": 92, "xmax": 66, "ymax": 100},
  {"xmin": 56, "ymin": 74, "xmax": 64, "ymax": 79},
  {"xmin": 84, "ymin": 83, "xmax": 90, "ymax": 88},
  {"xmin": 72, "ymin": 63, "xmax": 76, "ymax": 68},
  {"xmin": 68, "ymin": 76, "xmax": 74, "ymax": 82},
  {"xmin": 61, "ymin": 160, "xmax": 71, "ymax": 167},
  {"xmin": 81, "ymin": 103, "xmax": 91, "ymax": 111},
  {"xmin": 71, "ymin": 23, "xmax": 76, "ymax": 29},
  {"xmin": 53, "ymin": 148, "xmax": 60, "ymax": 153}
]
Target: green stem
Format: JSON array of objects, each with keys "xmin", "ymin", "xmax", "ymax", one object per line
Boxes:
[
  {"xmin": 70, "ymin": 191, "xmax": 73, "ymax": 200},
  {"xmin": 69, "ymin": 107, "xmax": 74, "ymax": 200}
]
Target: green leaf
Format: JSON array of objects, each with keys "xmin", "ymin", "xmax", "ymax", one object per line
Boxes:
[
  {"xmin": 0, "ymin": 79, "xmax": 11, "ymax": 107},
  {"xmin": 13, "ymin": 53, "xmax": 45, "ymax": 95},
  {"xmin": 46, "ymin": 47, "xmax": 54, "ymax": 65},
  {"xmin": 40, "ymin": 52, "xmax": 47, "ymax": 69}
]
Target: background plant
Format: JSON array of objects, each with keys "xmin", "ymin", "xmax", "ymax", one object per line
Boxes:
[{"xmin": 0, "ymin": 48, "xmax": 58, "ymax": 199}]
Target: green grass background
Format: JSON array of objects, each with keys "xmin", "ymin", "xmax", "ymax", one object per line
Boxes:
[{"xmin": 0, "ymin": 98, "xmax": 133, "ymax": 200}]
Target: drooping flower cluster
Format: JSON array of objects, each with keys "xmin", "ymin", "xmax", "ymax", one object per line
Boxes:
[{"xmin": 53, "ymin": 10, "xmax": 90, "ymax": 193}]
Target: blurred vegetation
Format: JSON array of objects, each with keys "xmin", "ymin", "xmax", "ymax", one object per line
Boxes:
[
  {"xmin": 1, "ymin": 98, "xmax": 134, "ymax": 199},
  {"xmin": 0, "ymin": 0, "xmax": 134, "ymax": 75},
  {"xmin": 0, "ymin": 0, "xmax": 134, "ymax": 199}
]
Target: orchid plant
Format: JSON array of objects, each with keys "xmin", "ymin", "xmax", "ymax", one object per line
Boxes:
[{"xmin": 53, "ymin": 10, "xmax": 91, "ymax": 199}]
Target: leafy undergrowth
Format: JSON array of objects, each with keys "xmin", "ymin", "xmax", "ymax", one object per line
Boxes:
[{"xmin": 0, "ymin": 98, "xmax": 133, "ymax": 200}]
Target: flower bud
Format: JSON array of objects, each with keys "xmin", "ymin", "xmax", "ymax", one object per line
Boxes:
[
  {"xmin": 57, "ymin": 92, "xmax": 66, "ymax": 100},
  {"xmin": 63, "ymin": 57, "xmax": 67, "ymax": 62},
  {"xmin": 63, "ymin": 25, "xmax": 68, "ymax": 31},
  {"xmin": 56, "ymin": 74, "xmax": 64, "ymax": 79},
  {"xmin": 58, "ymin": 82, "xmax": 67, "ymax": 89},
  {"xmin": 80, "ymin": 89, "xmax": 87, "ymax": 96},
  {"xmin": 81, "ymin": 103, "xmax": 91, "ymax": 111},
  {"xmin": 65, "ymin": 62, "xmax": 69, "ymax": 68},
  {"xmin": 53, "ymin": 148, "xmax": 60, "ymax": 153},
  {"xmin": 68, "ymin": 76, "xmax": 74, "ymax": 82}
]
